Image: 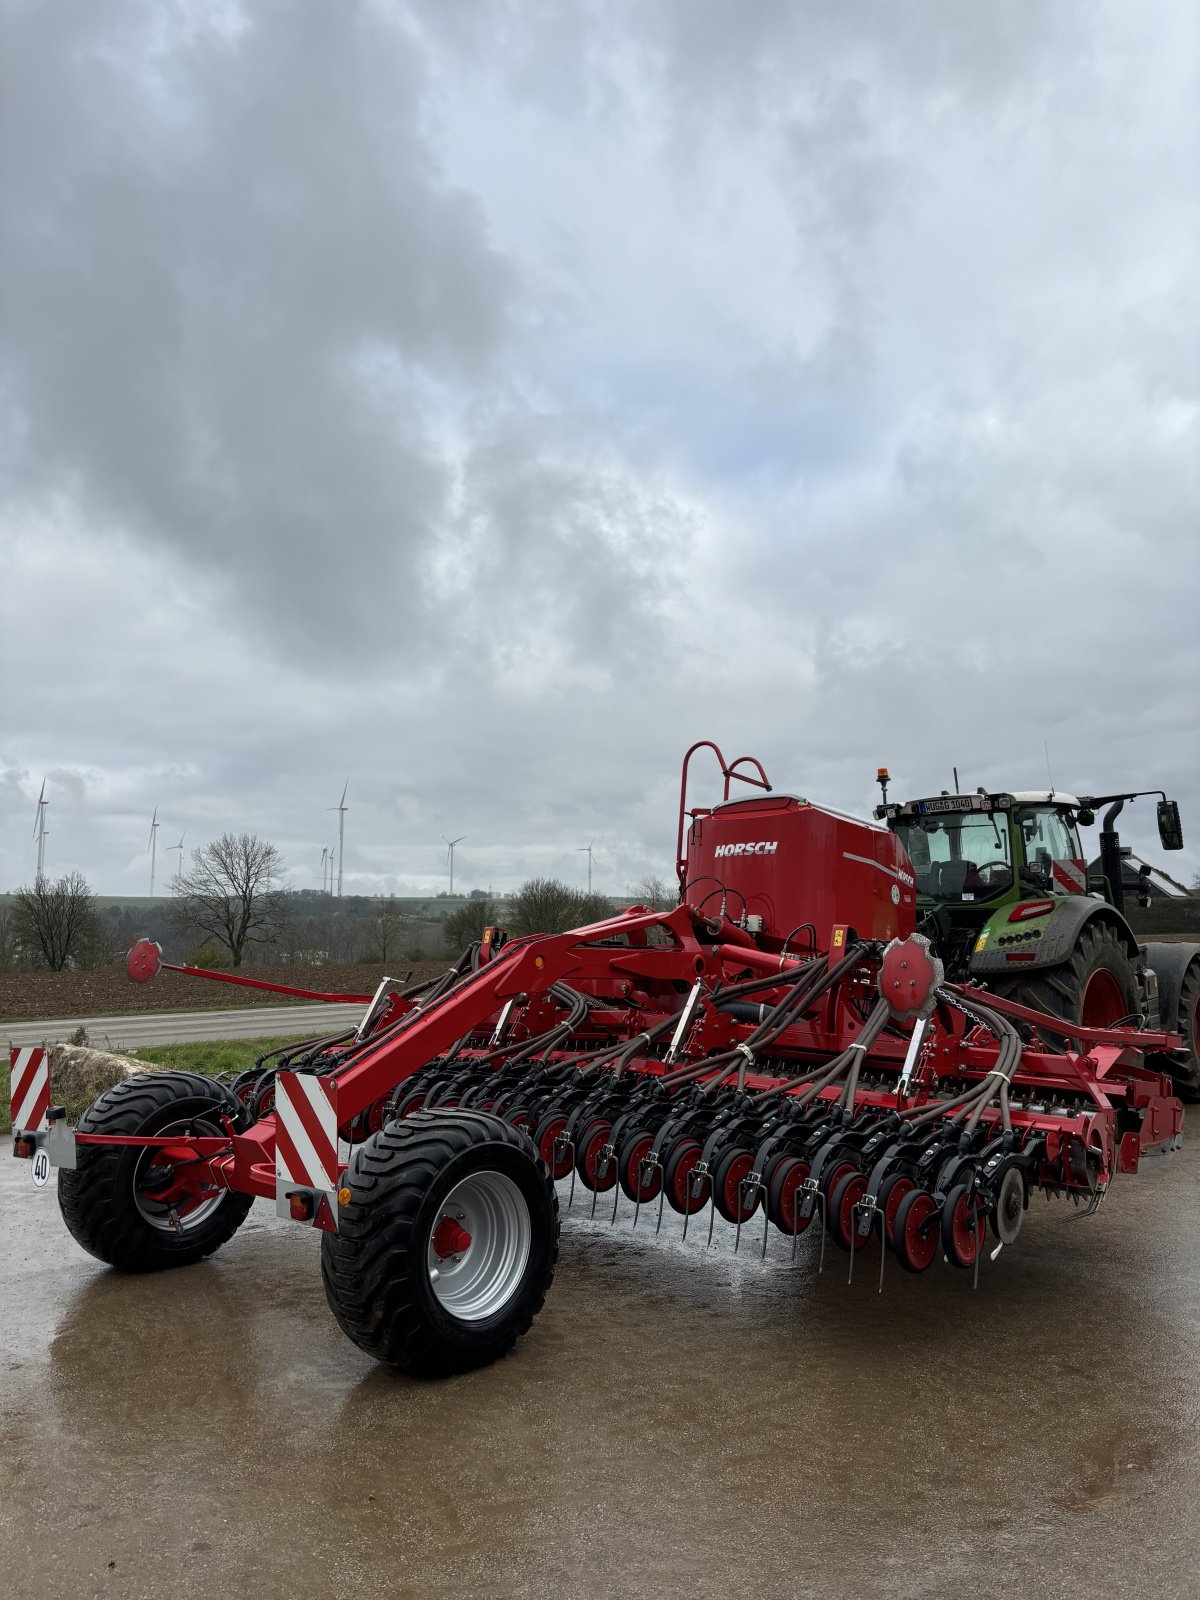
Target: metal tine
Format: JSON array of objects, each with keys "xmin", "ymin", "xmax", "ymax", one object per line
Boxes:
[
  {"xmin": 816, "ymin": 1192, "xmax": 828, "ymax": 1275},
  {"xmin": 562, "ymin": 1137, "xmax": 576, "ymax": 1210},
  {"xmin": 878, "ymin": 1216, "xmax": 887, "ymax": 1294},
  {"xmin": 632, "ymin": 1153, "xmax": 657, "ymax": 1231},
  {"xmin": 760, "ymin": 1185, "xmax": 771, "ymax": 1260},
  {"xmin": 655, "ymin": 1173, "xmax": 667, "ymax": 1236},
  {"xmin": 847, "ymin": 1197, "xmax": 876, "ymax": 1287},
  {"xmin": 706, "ymin": 1187, "xmax": 718, "ymax": 1249},
  {"xmin": 734, "ymin": 1175, "xmax": 762, "ymax": 1255},
  {"xmin": 609, "ymin": 1150, "xmax": 621, "ymax": 1225}
]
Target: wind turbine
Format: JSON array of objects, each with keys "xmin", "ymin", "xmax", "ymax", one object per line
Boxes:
[
  {"xmin": 32, "ymin": 779, "xmax": 49, "ymax": 881},
  {"xmin": 147, "ymin": 807, "xmax": 160, "ymax": 895},
  {"xmin": 167, "ymin": 829, "xmax": 186, "ymax": 884},
  {"xmin": 320, "ymin": 845, "xmax": 329, "ymax": 893},
  {"xmin": 327, "ymin": 781, "xmax": 349, "ymax": 897},
  {"xmin": 575, "ymin": 839, "xmax": 596, "ymax": 894},
  {"xmin": 443, "ymin": 834, "xmax": 466, "ymax": 896}
]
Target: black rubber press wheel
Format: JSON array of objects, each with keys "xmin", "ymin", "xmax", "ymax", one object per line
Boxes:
[
  {"xmin": 322, "ymin": 1109, "xmax": 558, "ymax": 1377},
  {"xmin": 58, "ymin": 1072, "xmax": 253, "ymax": 1272}
]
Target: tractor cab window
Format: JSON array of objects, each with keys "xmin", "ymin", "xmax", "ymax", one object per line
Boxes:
[
  {"xmin": 1017, "ymin": 808, "xmax": 1084, "ymax": 891},
  {"xmin": 892, "ymin": 812, "xmax": 1012, "ymax": 902}
]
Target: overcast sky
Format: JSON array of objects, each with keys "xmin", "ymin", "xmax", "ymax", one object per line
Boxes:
[{"xmin": 1, "ymin": 0, "xmax": 1197, "ymax": 900}]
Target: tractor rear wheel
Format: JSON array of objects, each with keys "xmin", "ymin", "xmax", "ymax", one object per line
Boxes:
[
  {"xmin": 991, "ymin": 920, "xmax": 1138, "ymax": 1031},
  {"xmin": 322, "ymin": 1109, "xmax": 557, "ymax": 1377},
  {"xmin": 58, "ymin": 1072, "xmax": 253, "ymax": 1272}
]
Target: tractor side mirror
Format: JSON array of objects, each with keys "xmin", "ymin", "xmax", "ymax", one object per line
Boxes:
[{"xmin": 1158, "ymin": 799, "xmax": 1183, "ymax": 851}]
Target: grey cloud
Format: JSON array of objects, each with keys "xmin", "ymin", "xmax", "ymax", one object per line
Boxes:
[{"xmin": 0, "ymin": 0, "xmax": 1196, "ymax": 897}]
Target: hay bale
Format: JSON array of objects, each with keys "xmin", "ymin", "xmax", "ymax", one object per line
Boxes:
[{"xmin": 48, "ymin": 1044, "xmax": 149, "ymax": 1116}]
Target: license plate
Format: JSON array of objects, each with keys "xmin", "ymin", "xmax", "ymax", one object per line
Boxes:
[{"xmin": 918, "ymin": 797, "xmax": 972, "ymax": 814}]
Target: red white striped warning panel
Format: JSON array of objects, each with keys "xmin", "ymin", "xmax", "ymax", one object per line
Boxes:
[
  {"xmin": 9, "ymin": 1046, "xmax": 51, "ymax": 1134},
  {"xmin": 274, "ymin": 1070, "xmax": 339, "ymax": 1225},
  {"xmin": 1052, "ymin": 857, "xmax": 1088, "ymax": 894}
]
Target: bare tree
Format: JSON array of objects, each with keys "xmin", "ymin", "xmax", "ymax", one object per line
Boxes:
[
  {"xmin": 171, "ymin": 834, "xmax": 288, "ymax": 968},
  {"xmin": 627, "ymin": 873, "xmax": 676, "ymax": 911},
  {"xmin": 364, "ymin": 896, "xmax": 407, "ymax": 961},
  {"xmin": 11, "ymin": 872, "xmax": 98, "ymax": 970}
]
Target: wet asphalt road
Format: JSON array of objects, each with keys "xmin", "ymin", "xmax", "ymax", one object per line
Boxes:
[{"xmin": 2, "ymin": 1132, "xmax": 1198, "ymax": 1600}]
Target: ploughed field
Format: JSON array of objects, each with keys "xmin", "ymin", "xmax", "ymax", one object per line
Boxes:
[{"xmin": 0, "ymin": 960, "xmax": 448, "ymax": 1022}]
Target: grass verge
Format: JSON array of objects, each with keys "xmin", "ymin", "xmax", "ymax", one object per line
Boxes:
[{"xmin": 1, "ymin": 1035, "xmax": 315, "ymax": 1135}]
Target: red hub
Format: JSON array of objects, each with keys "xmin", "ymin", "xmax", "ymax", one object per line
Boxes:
[
  {"xmin": 942, "ymin": 1184, "xmax": 986, "ymax": 1268},
  {"xmin": 715, "ymin": 1150, "xmax": 756, "ymax": 1223},
  {"xmin": 878, "ymin": 1173, "xmax": 916, "ymax": 1246},
  {"xmin": 894, "ymin": 1189, "xmax": 939, "ymax": 1273},
  {"xmin": 767, "ymin": 1157, "xmax": 812, "ymax": 1235},
  {"xmin": 1081, "ymin": 968, "xmax": 1127, "ymax": 1028},
  {"xmin": 831, "ymin": 1172, "xmax": 869, "ymax": 1251},
  {"xmin": 537, "ymin": 1115, "xmax": 572, "ymax": 1180},
  {"xmin": 621, "ymin": 1134, "xmax": 660, "ymax": 1203},
  {"xmin": 431, "ymin": 1217, "xmax": 472, "ymax": 1259}
]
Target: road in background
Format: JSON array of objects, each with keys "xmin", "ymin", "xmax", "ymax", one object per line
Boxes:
[
  {"xmin": 5, "ymin": 1003, "xmax": 366, "ymax": 1050},
  {"xmin": 2, "ymin": 1133, "xmax": 1198, "ymax": 1599}
]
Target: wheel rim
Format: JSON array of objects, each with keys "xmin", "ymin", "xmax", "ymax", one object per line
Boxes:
[
  {"xmin": 881, "ymin": 1175, "xmax": 915, "ymax": 1246},
  {"xmin": 1081, "ymin": 967, "xmax": 1126, "ymax": 1027},
  {"xmin": 537, "ymin": 1116, "xmax": 571, "ymax": 1179},
  {"xmin": 668, "ymin": 1143, "xmax": 704, "ymax": 1212},
  {"xmin": 580, "ymin": 1124, "xmax": 616, "ymax": 1190},
  {"xmin": 426, "ymin": 1170, "xmax": 532, "ymax": 1323},
  {"xmin": 720, "ymin": 1152, "xmax": 755, "ymax": 1221},
  {"xmin": 133, "ymin": 1114, "xmax": 226, "ymax": 1233},
  {"xmin": 836, "ymin": 1174, "xmax": 868, "ymax": 1248},
  {"xmin": 770, "ymin": 1158, "xmax": 811, "ymax": 1233},
  {"xmin": 900, "ymin": 1192, "xmax": 938, "ymax": 1271},
  {"xmin": 624, "ymin": 1135, "xmax": 657, "ymax": 1201},
  {"xmin": 949, "ymin": 1191, "xmax": 983, "ymax": 1265}
]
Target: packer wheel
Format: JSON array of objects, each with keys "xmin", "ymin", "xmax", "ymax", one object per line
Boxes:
[
  {"xmin": 533, "ymin": 1111, "xmax": 573, "ymax": 1180},
  {"xmin": 713, "ymin": 1147, "xmax": 758, "ymax": 1224},
  {"xmin": 618, "ymin": 1129, "xmax": 661, "ymax": 1204},
  {"xmin": 941, "ymin": 1183, "xmax": 987, "ymax": 1268},
  {"xmin": 877, "ymin": 1171, "xmax": 916, "ymax": 1247},
  {"xmin": 829, "ymin": 1170, "xmax": 869, "ymax": 1252},
  {"xmin": 663, "ymin": 1137, "xmax": 707, "ymax": 1215},
  {"xmin": 765, "ymin": 1155, "xmax": 813, "ymax": 1236},
  {"xmin": 574, "ymin": 1119, "xmax": 617, "ymax": 1192},
  {"xmin": 893, "ymin": 1188, "xmax": 939, "ymax": 1273}
]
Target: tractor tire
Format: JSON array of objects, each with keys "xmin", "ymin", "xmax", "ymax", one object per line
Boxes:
[
  {"xmin": 322, "ymin": 1109, "xmax": 558, "ymax": 1377},
  {"xmin": 1163, "ymin": 958, "xmax": 1200, "ymax": 1098},
  {"xmin": 57, "ymin": 1072, "xmax": 253, "ymax": 1272},
  {"xmin": 990, "ymin": 920, "xmax": 1139, "ymax": 1032}
]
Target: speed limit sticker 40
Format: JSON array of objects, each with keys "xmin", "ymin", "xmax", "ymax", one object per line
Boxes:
[{"xmin": 30, "ymin": 1149, "xmax": 50, "ymax": 1187}]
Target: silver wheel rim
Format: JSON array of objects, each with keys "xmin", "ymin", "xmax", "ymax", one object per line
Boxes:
[
  {"xmin": 426, "ymin": 1170, "xmax": 532, "ymax": 1322},
  {"xmin": 133, "ymin": 1113, "xmax": 226, "ymax": 1233}
]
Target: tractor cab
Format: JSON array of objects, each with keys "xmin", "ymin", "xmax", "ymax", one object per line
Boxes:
[{"xmin": 875, "ymin": 790, "xmax": 1089, "ymax": 975}]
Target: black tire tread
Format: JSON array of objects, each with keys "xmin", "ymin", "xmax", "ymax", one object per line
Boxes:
[
  {"xmin": 57, "ymin": 1071, "xmax": 252, "ymax": 1272},
  {"xmin": 321, "ymin": 1109, "xmax": 558, "ymax": 1378}
]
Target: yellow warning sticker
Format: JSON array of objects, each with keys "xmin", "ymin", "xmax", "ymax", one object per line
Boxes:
[
  {"xmin": 975, "ymin": 930, "xmax": 989, "ymax": 951},
  {"xmin": 832, "ymin": 928, "xmax": 845, "ymax": 947}
]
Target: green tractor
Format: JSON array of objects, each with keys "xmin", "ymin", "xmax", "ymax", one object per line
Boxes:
[{"xmin": 875, "ymin": 780, "xmax": 1200, "ymax": 1094}]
